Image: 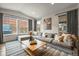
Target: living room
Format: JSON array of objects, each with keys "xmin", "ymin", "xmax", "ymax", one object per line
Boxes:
[{"xmin": 0, "ymin": 3, "xmax": 79, "ymax": 56}]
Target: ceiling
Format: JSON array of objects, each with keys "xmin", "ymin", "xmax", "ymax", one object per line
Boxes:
[{"xmin": 0, "ymin": 3, "xmax": 77, "ymax": 19}]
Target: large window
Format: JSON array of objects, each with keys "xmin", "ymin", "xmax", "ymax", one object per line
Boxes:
[
  {"xmin": 58, "ymin": 14, "xmax": 67, "ymax": 33},
  {"xmin": 3, "ymin": 15, "xmax": 16, "ymax": 34},
  {"xmin": 3, "ymin": 14, "xmax": 29, "ymax": 35},
  {"xmin": 18, "ymin": 20, "xmax": 28, "ymax": 34}
]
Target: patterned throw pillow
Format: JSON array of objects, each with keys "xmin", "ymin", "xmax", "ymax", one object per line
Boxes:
[
  {"xmin": 59, "ymin": 36, "xmax": 64, "ymax": 42},
  {"xmin": 63, "ymin": 34, "xmax": 73, "ymax": 46}
]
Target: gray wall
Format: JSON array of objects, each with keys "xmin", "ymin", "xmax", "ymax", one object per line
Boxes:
[
  {"xmin": 56, "ymin": 4, "xmax": 79, "ymax": 37},
  {"xmin": 40, "ymin": 4, "xmax": 79, "ymax": 36},
  {"xmin": 40, "ymin": 15, "xmax": 59, "ymax": 34}
]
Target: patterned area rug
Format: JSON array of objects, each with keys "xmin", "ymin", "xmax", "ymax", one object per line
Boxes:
[
  {"xmin": 6, "ymin": 40, "xmax": 28, "ymax": 56},
  {"xmin": 25, "ymin": 45, "xmax": 71, "ymax": 56},
  {"xmin": 5, "ymin": 40, "xmax": 71, "ymax": 56}
]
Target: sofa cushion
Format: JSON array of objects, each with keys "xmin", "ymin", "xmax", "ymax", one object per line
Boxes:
[
  {"xmin": 54, "ymin": 34, "xmax": 59, "ymax": 41},
  {"xmin": 42, "ymin": 38, "xmax": 53, "ymax": 43},
  {"xmin": 42, "ymin": 33, "xmax": 55, "ymax": 38},
  {"xmin": 52, "ymin": 33, "xmax": 74, "ymax": 49}
]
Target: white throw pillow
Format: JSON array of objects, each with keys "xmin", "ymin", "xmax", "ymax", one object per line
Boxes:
[{"xmin": 55, "ymin": 35, "xmax": 59, "ymax": 40}]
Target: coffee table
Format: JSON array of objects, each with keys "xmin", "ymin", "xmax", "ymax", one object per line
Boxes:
[{"xmin": 21, "ymin": 39, "xmax": 47, "ymax": 56}]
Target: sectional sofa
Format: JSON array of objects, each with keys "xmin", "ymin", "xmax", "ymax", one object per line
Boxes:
[{"xmin": 36, "ymin": 33, "xmax": 78, "ymax": 55}]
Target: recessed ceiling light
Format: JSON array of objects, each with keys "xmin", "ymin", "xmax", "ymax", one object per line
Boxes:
[{"xmin": 51, "ymin": 2, "xmax": 54, "ymax": 5}]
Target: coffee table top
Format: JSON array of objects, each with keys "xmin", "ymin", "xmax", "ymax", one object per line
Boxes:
[{"xmin": 21, "ymin": 39, "xmax": 46, "ymax": 51}]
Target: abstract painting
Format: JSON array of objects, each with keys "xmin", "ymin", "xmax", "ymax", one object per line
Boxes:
[{"xmin": 43, "ymin": 18, "xmax": 52, "ymax": 30}]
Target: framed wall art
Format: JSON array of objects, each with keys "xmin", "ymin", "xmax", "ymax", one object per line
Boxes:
[{"xmin": 43, "ymin": 18, "xmax": 52, "ymax": 30}]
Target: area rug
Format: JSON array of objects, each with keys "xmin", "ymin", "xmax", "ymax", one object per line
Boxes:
[
  {"xmin": 5, "ymin": 40, "xmax": 28, "ymax": 56},
  {"xmin": 5, "ymin": 40, "xmax": 71, "ymax": 56}
]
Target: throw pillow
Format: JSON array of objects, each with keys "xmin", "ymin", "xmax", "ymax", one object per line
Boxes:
[{"xmin": 59, "ymin": 36, "xmax": 64, "ymax": 42}]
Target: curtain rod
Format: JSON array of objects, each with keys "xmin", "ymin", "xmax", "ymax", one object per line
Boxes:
[
  {"xmin": 55, "ymin": 11, "xmax": 67, "ymax": 16},
  {"xmin": 55, "ymin": 8, "xmax": 78, "ymax": 16}
]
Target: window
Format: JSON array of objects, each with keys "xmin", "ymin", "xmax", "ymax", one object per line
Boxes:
[
  {"xmin": 18, "ymin": 20, "xmax": 28, "ymax": 33},
  {"xmin": 37, "ymin": 20, "xmax": 41, "ymax": 32},
  {"xmin": 3, "ymin": 14, "xmax": 28, "ymax": 35},
  {"xmin": 3, "ymin": 16, "xmax": 16, "ymax": 34},
  {"xmin": 58, "ymin": 14, "xmax": 67, "ymax": 33}
]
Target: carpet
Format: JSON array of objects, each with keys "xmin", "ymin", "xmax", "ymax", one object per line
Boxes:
[
  {"xmin": 5, "ymin": 40, "xmax": 71, "ymax": 56},
  {"xmin": 6, "ymin": 40, "xmax": 28, "ymax": 56}
]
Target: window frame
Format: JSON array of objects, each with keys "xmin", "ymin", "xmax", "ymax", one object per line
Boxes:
[{"xmin": 3, "ymin": 14, "xmax": 29, "ymax": 35}]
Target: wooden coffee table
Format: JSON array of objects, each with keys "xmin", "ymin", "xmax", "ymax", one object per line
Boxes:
[{"xmin": 21, "ymin": 39, "xmax": 47, "ymax": 56}]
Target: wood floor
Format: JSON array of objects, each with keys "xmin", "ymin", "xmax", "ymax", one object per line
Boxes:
[{"xmin": 0, "ymin": 44, "xmax": 6, "ymax": 56}]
